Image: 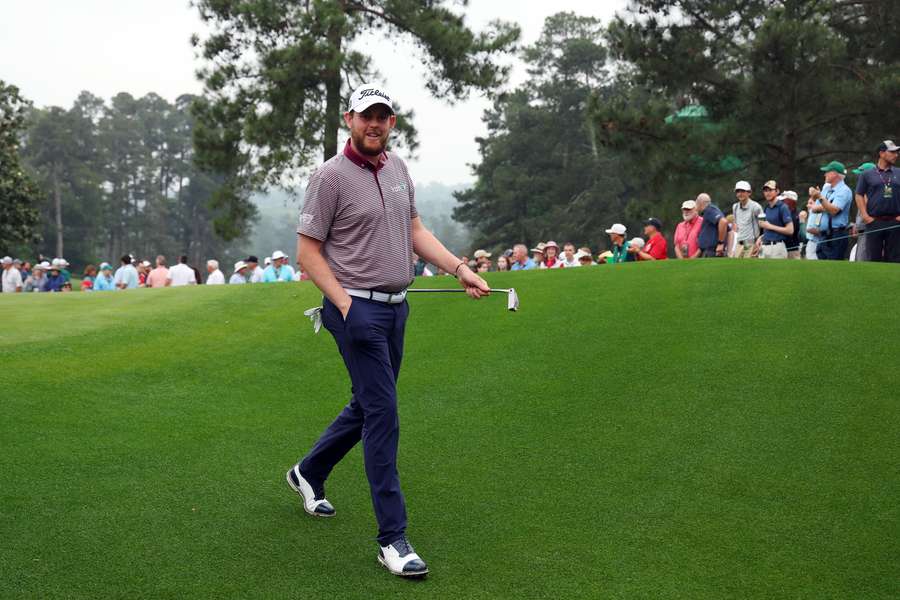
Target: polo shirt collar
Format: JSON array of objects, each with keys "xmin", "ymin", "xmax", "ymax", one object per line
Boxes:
[{"xmin": 343, "ymin": 139, "xmax": 387, "ymax": 172}]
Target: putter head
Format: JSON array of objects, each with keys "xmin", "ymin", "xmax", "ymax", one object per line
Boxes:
[{"xmin": 507, "ymin": 288, "xmax": 519, "ymax": 312}]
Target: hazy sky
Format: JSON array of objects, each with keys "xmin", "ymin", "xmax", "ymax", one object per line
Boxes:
[{"xmin": 0, "ymin": 0, "xmax": 625, "ymax": 185}]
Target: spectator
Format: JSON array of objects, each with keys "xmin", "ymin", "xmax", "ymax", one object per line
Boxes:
[
  {"xmin": 754, "ymin": 189, "xmax": 794, "ymax": 259},
  {"xmin": 167, "ymin": 255, "xmax": 197, "ymax": 287},
  {"xmin": 674, "ymin": 200, "xmax": 703, "ymax": 259},
  {"xmin": 530, "ymin": 243, "xmax": 546, "ymax": 267},
  {"xmin": 807, "ymin": 161, "xmax": 853, "ymax": 260},
  {"xmin": 82, "ymin": 265, "xmax": 97, "ymax": 291},
  {"xmin": 245, "ymin": 255, "xmax": 265, "ymax": 282},
  {"xmin": 476, "ymin": 261, "xmax": 490, "ymax": 273},
  {"xmin": 496, "ymin": 255, "xmax": 511, "ymax": 271},
  {"xmin": 541, "ymin": 241, "xmax": 564, "ymax": 268},
  {"xmin": 278, "ymin": 251, "xmax": 297, "ymax": 280},
  {"xmin": 575, "ymin": 249, "xmax": 595, "ymax": 266},
  {"xmin": 113, "ymin": 254, "xmax": 140, "ymax": 289},
  {"xmin": 23, "ymin": 263, "xmax": 46, "ymax": 292},
  {"xmin": 61, "ymin": 281, "xmax": 73, "ymax": 293},
  {"xmin": 206, "ymin": 259, "xmax": 226, "ymax": 284},
  {"xmin": 146, "ymin": 255, "xmax": 169, "ymax": 288},
  {"xmin": 42, "ymin": 265, "xmax": 66, "ymax": 292},
  {"xmin": 731, "ymin": 180, "xmax": 764, "ymax": 258},
  {"xmin": 413, "ymin": 254, "xmax": 428, "ymax": 276},
  {"xmin": 781, "ymin": 192, "xmax": 802, "ymax": 259},
  {"xmin": 52, "ymin": 258, "xmax": 72, "ymax": 282},
  {"xmin": 604, "ymin": 223, "xmax": 633, "ymax": 264},
  {"xmin": 560, "ymin": 243, "xmax": 578, "ymax": 267},
  {"xmin": 855, "ymin": 140, "xmax": 900, "ymax": 262},
  {"xmin": 635, "ymin": 218, "xmax": 667, "ymax": 260},
  {"xmin": 849, "ymin": 162, "xmax": 876, "ymax": 261},
  {"xmin": 473, "ymin": 249, "xmax": 492, "ymax": 269},
  {"xmin": 696, "ymin": 193, "xmax": 728, "ymax": 257},
  {"xmin": 19, "ymin": 260, "xmax": 31, "ymax": 280},
  {"xmin": 263, "ymin": 251, "xmax": 293, "ymax": 282},
  {"xmin": 1, "ymin": 256, "xmax": 23, "ymax": 293},
  {"xmin": 230, "ymin": 260, "xmax": 249, "ymax": 284},
  {"xmin": 92, "ymin": 263, "xmax": 115, "ymax": 291},
  {"xmin": 510, "ymin": 244, "xmax": 536, "ymax": 271}
]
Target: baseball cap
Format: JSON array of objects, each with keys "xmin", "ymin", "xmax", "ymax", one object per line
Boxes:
[
  {"xmin": 99, "ymin": 262, "xmax": 112, "ymax": 271},
  {"xmin": 264, "ymin": 257, "xmax": 272, "ymax": 266},
  {"xmin": 734, "ymin": 180, "xmax": 751, "ymax": 192},
  {"xmin": 681, "ymin": 200, "xmax": 697, "ymax": 210},
  {"xmin": 574, "ymin": 250, "xmax": 592, "ymax": 261},
  {"xmin": 852, "ymin": 162, "xmax": 876, "ymax": 174},
  {"xmin": 877, "ymin": 140, "xmax": 899, "ymax": 152},
  {"xmin": 819, "ymin": 160, "xmax": 846, "ymax": 175},
  {"xmin": 271, "ymin": 250, "xmax": 287, "ymax": 261},
  {"xmin": 762, "ymin": 180, "xmax": 778, "ymax": 190},
  {"xmin": 348, "ymin": 84, "xmax": 394, "ymax": 114},
  {"xmin": 605, "ymin": 223, "xmax": 627, "ymax": 236},
  {"xmin": 781, "ymin": 190, "xmax": 798, "ymax": 201},
  {"xmin": 473, "ymin": 249, "xmax": 492, "ymax": 259},
  {"xmin": 141, "ymin": 260, "xmax": 151, "ymax": 268},
  {"xmin": 643, "ymin": 218, "xmax": 662, "ymax": 231},
  {"xmin": 245, "ymin": 255, "xmax": 259, "ymax": 264},
  {"xmin": 234, "ymin": 260, "xmax": 247, "ymax": 272},
  {"xmin": 629, "ymin": 237, "xmax": 645, "ymax": 248}
]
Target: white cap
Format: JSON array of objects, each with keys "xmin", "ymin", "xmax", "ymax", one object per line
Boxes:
[
  {"xmin": 605, "ymin": 223, "xmax": 627, "ymax": 236},
  {"xmin": 734, "ymin": 180, "xmax": 752, "ymax": 192},
  {"xmin": 234, "ymin": 260, "xmax": 247, "ymax": 272},
  {"xmin": 1, "ymin": 256, "xmax": 11, "ymax": 264},
  {"xmin": 348, "ymin": 84, "xmax": 394, "ymax": 114},
  {"xmin": 681, "ymin": 200, "xmax": 697, "ymax": 210},
  {"xmin": 141, "ymin": 260, "xmax": 151, "ymax": 267},
  {"xmin": 574, "ymin": 250, "xmax": 592, "ymax": 261},
  {"xmin": 630, "ymin": 237, "xmax": 645, "ymax": 248},
  {"xmin": 271, "ymin": 250, "xmax": 287, "ymax": 261},
  {"xmin": 782, "ymin": 190, "xmax": 798, "ymax": 201},
  {"xmin": 51, "ymin": 258, "xmax": 62, "ymax": 267},
  {"xmin": 264, "ymin": 257, "xmax": 272, "ymax": 266}
]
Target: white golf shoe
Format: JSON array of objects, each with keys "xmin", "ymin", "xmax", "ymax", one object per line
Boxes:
[
  {"xmin": 285, "ymin": 464, "xmax": 335, "ymax": 517},
  {"xmin": 378, "ymin": 537, "xmax": 429, "ymax": 578}
]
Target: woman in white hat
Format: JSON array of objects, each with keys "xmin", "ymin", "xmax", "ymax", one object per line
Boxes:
[{"xmin": 230, "ymin": 260, "xmax": 249, "ymax": 284}]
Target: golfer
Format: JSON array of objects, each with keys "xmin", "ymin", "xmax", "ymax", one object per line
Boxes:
[{"xmin": 286, "ymin": 84, "xmax": 489, "ymax": 578}]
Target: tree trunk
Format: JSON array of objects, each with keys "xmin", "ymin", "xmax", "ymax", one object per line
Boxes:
[
  {"xmin": 53, "ymin": 168, "xmax": 64, "ymax": 258},
  {"xmin": 322, "ymin": 24, "xmax": 343, "ymax": 160}
]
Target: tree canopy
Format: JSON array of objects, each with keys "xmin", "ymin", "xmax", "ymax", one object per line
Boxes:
[{"xmin": 0, "ymin": 81, "xmax": 42, "ymax": 255}]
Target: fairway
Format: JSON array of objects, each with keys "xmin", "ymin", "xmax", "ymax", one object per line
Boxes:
[{"xmin": 2, "ymin": 260, "xmax": 897, "ymax": 599}]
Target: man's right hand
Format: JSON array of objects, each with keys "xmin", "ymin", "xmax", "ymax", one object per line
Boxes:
[{"xmin": 862, "ymin": 214, "xmax": 875, "ymax": 225}]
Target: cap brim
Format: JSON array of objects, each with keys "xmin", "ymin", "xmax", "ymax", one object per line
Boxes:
[{"xmin": 350, "ymin": 98, "xmax": 394, "ymax": 114}]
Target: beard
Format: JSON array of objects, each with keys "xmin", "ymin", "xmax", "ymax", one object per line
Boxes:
[{"xmin": 351, "ymin": 128, "xmax": 389, "ymax": 156}]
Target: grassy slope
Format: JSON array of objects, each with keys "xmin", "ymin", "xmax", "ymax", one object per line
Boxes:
[{"xmin": 1, "ymin": 260, "xmax": 897, "ymax": 599}]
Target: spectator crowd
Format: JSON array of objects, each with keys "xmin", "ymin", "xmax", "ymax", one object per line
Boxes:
[{"xmin": 2, "ymin": 140, "xmax": 898, "ymax": 295}]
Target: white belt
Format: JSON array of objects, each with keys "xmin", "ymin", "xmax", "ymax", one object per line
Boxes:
[{"xmin": 345, "ymin": 288, "xmax": 407, "ymax": 304}]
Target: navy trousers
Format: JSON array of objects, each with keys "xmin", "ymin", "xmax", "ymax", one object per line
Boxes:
[
  {"xmin": 299, "ymin": 296, "xmax": 409, "ymax": 546},
  {"xmin": 816, "ymin": 227, "xmax": 849, "ymax": 260}
]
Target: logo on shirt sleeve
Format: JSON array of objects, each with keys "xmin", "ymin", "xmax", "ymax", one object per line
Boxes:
[{"xmin": 300, "ymin": 213, "xmax": 314, "ymax": 225}]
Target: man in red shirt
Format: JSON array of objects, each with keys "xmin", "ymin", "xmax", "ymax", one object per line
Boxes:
[
  {"xmin": 674, "ymin": 200, "xmax": 702, "ymax": 259},
  {"xmin": 634, "ymin": 218, "xmax": 668, "ymax": 260}
]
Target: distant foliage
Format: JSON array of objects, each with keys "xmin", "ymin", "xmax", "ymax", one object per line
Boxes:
[{"xmin": 0, "ymin": 81, "xmax": 42, "ymax": 254}]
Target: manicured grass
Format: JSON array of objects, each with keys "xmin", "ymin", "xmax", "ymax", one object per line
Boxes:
[{"xmin": 1, "ymin": 260, "xmax": 897, "ymax": 599}]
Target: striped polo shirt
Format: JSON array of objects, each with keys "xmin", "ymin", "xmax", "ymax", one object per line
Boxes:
[{"xmin": 298, "ymin": 140, "xmax": 418, "ymax": 293}]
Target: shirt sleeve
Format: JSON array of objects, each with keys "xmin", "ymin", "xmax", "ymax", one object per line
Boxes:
[
  {"xmin": 855, "ymin": 173, "xmax": 867, "ymax": 195},
  {"xmin": 781, "ymin": 204, "xmax": 792, "ymax": 225},
  {"xmin": 299, "ymin": 169, "xmax": 338, "ymax": 241},
  {"xmin": 834, "ymin": 186, "xmax": 852, "ymax": 211},
  {"xmin": 408, "ymin": 171, "xmax": 417, "ymax": 220}
]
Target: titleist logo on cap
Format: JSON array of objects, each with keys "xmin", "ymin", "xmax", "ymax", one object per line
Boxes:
[{"xmin": 359, "ymin": 88, "xmax": 390, "ymax": 102}]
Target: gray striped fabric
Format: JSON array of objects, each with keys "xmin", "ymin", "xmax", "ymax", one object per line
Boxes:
[{"xmin": 299, "ymin": 142, "xmax": 418, "ymax": 293}]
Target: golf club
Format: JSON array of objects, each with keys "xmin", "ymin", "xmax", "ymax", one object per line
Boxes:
[{"xmin": 406, "ymin": 287, "xmax": 519, "ymax": 312}]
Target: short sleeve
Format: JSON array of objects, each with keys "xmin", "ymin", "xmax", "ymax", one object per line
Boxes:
[
  {"xmin": 299, "ymin": 169, "xmax": 339, "ymax": 241},
  {"xmin": 855, "ymin": 173, "xmax": 867, "ymax": 195},
  {"xmin": 408, "ymin": 174, "xmax": 417, "ymax": 220}
]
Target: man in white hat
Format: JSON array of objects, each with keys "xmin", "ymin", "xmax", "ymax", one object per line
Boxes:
[
  {"xmin": 229, "ymin": 260, "xmax": 249, "ymax": 284},
  {"xmin": 674, "ymin": 200, "xmax": 702, "ymax": 259},
  {"xmin": 263, "ymin": 250, "xmax": 293, "ymax": 282},
  {"xmin": 1, "ymin": 256, "xmax": 23, "ymax": 293},
  {"xmin": 287, "ymin": 82, "xmax": 488, "ymax": 579},
  {"xmin": 604, "ymin": 223, "xmax": 633, "ymax": 264},
  {"xmin": 206, "ymin": 259, "xmax": 226, "ymax": 285},
  {"xmin": 731, "ymin": 180, "xmax": 764, "ymax": 258}
]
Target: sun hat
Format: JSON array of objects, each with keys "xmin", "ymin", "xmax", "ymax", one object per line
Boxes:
[
  {"xmin": 819, "ymin": 160, "xmax": 846, "ymax": 175},
  {"xmin": 348, "ymin": 83, "xmax": 394, "ymax": 114},
  {"xmin": 38, "ymin": 261, "xmax": 51, "ymax": 270},
  {"xmin": 734, "ymin": 180, "xmax": 752, "ymax": 192},
  {"xmin": 681, "ymin": 200, "xmax": 697, "ymax": 210},
  {"xmin": 530, "ymin": 242, "xmax": 546, "ymax": 254},
  {"xmin": 473, "ymin": 249, "xmax": 492, "ymax": 259},
  {"xmin": 877, "ymin": 140, "xmax": 899, "ymax": 152},
  {"xmin": 271, "ymin": 250, "xmax": 287, "ymax": 261},
  {"xmin": 605, "ymin": 223, "xmax": 627, "ymax": 236},
  {"xmin": 543, "ymin": 241, "xmax": 559, "ymax": 250},
  {"xmin": 781, "ymin": 190, "xmax": 798, "ymax": 201},
  {"xmin": 234, "ymin": 260, "xmax": 247, "ymax": 272},
  {"xmin": 852, "ymin": 162, "xmax": 876, "ymax": 174},
  {"xmin": 1, "ymin": 256, "xmax": 11, "ymax": 265}
]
